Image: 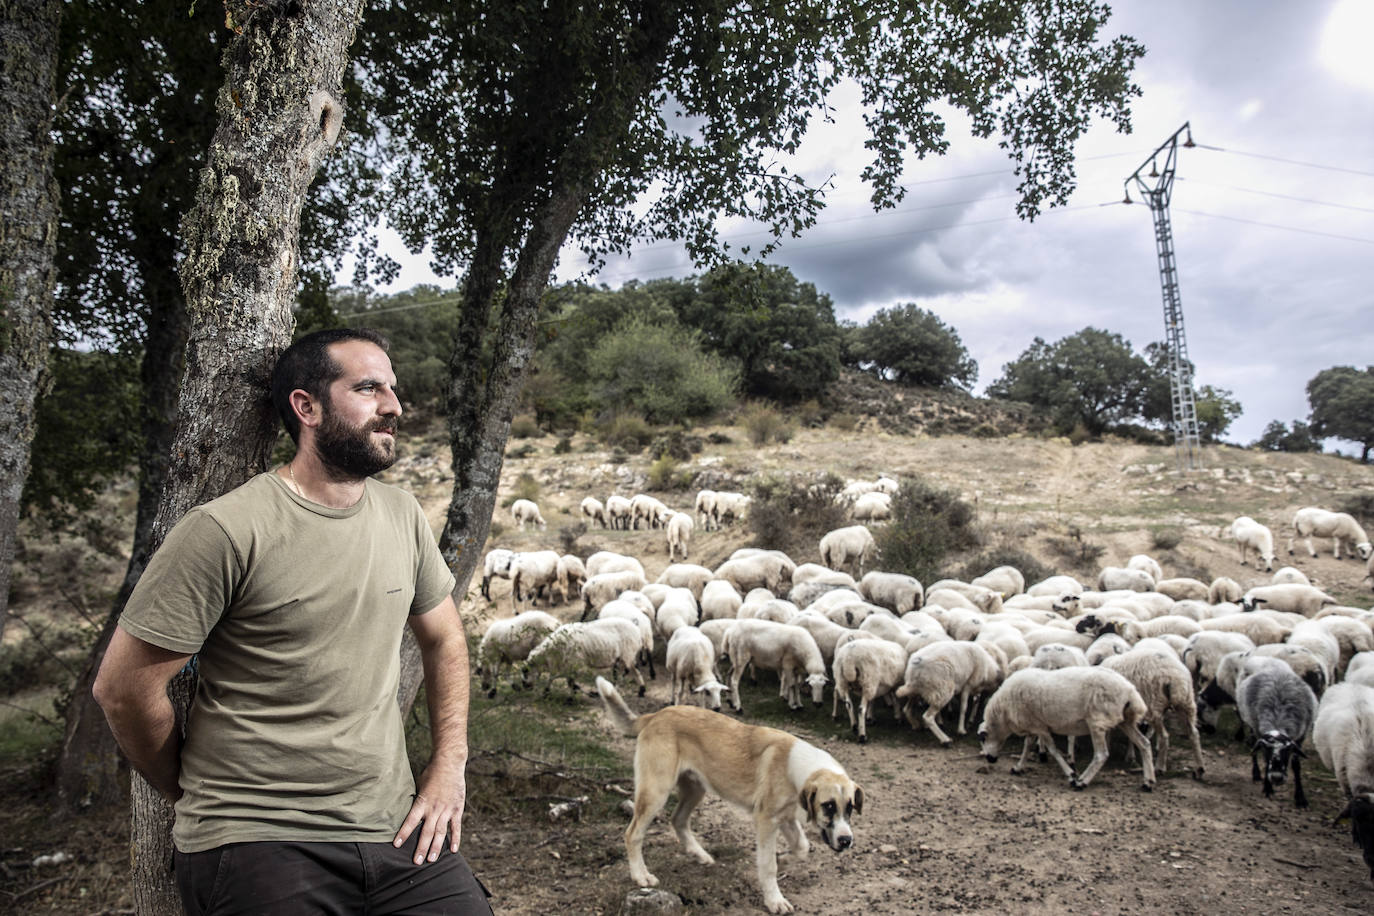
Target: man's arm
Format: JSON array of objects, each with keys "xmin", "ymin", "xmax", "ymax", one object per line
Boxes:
[
  {"xmin": 93, "ymin": 626, "xmax": 194, "ymax": 801},
  {"xmin": 393, "ymin": 594, "xmax": 471, "ymax": 864}
]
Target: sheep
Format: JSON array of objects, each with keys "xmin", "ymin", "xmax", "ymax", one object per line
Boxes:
[
  {"xmin": 655, "ymin": 563, "xmax": 713, "ymax": 601},
  {"xmin": 580, "ymin": 569, "xmax": 649, "ymax": 619},
  {"xmin": 510, "ymin": 550, "xmax": 561, "ymax": 609},
  {"xmin": 791, "ymin": 611, "xmax": 856, "ymax": 668},
  {"xmin": 723, "ymin": 619, "xmax": 828, "ymax": 712},
  {"xmin": 585, "ymin": 550, "xmax": 646, "ymax": 579},
  {"xmin": 1097, "ymin": 566, "xmax": 1156, "ymax": 592},
  {"xmin": 1241, "ymin": 583, "xmax": 1336, "ymax": 617},
  {"xmin": 713, "ymin": 552, "xmax": 795, "ymax": 595},
  {"xmin": 476, "ymin": 610, "xmax": 561, "ymax": 696},
  {"xmin": 838, "ymin": 479, "xmax": 880, "ymax": 503},
  {"xmin": 654, "ymin": 587, "xmax": 700, "ymax": 641},
  {"xmin": 977, "ymin": 666, "xmax": 1156, "ymax": 791},
  {"xmin": 694, "ymin": 489, "xmax": 717, "ymax": 530},
  {"xmin": 555, "ymin": 554, "xmax": 587, "ymax": 606},
  {"xmin": 697, "ymin": 618, "xmax": 737, "ymax": 661},
  {"xmin": 1229, "ymin": 516, "xmax": 1276, "ymax": 571},
  {"xmin": 1270, "ymin": 566, "xmax": 1311, "ymax": 586},
  {"xmin": 875, "ymin": 475, "xmax": 899, "ymax": 494},
  {"xmin": 1199, "ymin": 613, "xmax": 1288, "ymax": 646},
  {"xmin": 1026, "ymin": 575, "xmax": 1085, "ymax": 599},
  {"xmin": 832, "ymin": 637, "xmax": 909, "ymax": 742},
  {"xmin": 1312, "ymin": 683, "xmax": 1374, "ymax": 879},
  {"xmin": 1250, "ymin": 643, "xmax": 1329, "ymax": 697},
  {"xmin": 598, "ymin": 598, "xmax": 657, "ymax": 681},
  {"xmin": 1208, "ymin": 576, "xmax": 1243, "ymax": 605},
  {"xmin": 818, "ymin": 525, "xmax": 879, "ymax": 578},
  {"xmin": 1289, "ymin": 507, "xmax": 1373, "ymax": 561},
  {"xmin": 1313, "ymin": 616, "xmax": 1374, "ymax": 675},
  {"xmin": 1182, "ymin": 630, "xmax": 1257, "ymax": 689},
  {"xmin": 510, "ymin": 497, "xmax": 547, "ymax": 530},
  {"xmin": 1021, "ymin": 627, "xmax": 1095, "ymax": 655},
  {"xmin": 630, "ymin": 493, "xmax": 672, "ymax": 530},
  {"xmin": 924, "ymin": 587, "xmax": 978, "ymax": 612},
  {"xmin": 788, "ymin": 581, "xmax": 857, "ymax": 610},
  {"xmin": 1101, "ymin": 642, "xmax": 1205, "ymax": 778},
  {"xmin": 1031, "ymin": 643, "xmax": 1090, "ymax": 670},
  {"xmin": 1287, "ymin": 619, "xmax": 1342, "ymax": 687},
  {"xmin": 711, "ymin": 491, "xmax": 750, "ymax": 528},
  {"xmin": 699, "ymin": 579, "xmax": 743, "ymax": 621},
  {"xmin": 527, "ymin": 618, "xmax": 647, "ymax": 696},
  {"xmin": 971, "ymin": 566, "xmax": 1026, "ymax": 599},
  {"xmin": 975, "ymin": 622, "xmax": 1030, "ymax": 667},
  {"xmin": 738, "ymin": 596, "xmax": 799, "ymax": 626},
  {"xmin": 858, "ymin": 571, "xmax": 923, "ymax": 614},
  {"xmin": 1154, "ymin": 578, "xmax": 1210, "ymax": 603},
  {"xmin": 481, "ymin": 548, "xmax": 515, "ymax": 600},
  {"xmin": 851, "ymin": 491, "xmax": 892, "ymax": 523},
  {"xmin": 665, "ymin": 626, "xmax": 729, "ymax": 710},
  {"xmin": 1085, "ymin": 633, "xmax": 1133, "ymax": 666},
  {"xmin": 605, "ymin": 494, "xmax": 633, "ymax": 530},
  {"xmin": 665, "ymin": 511, "xmax": 695, "ymax": 561},
  {"xmin": 1004, "ymin": 593, "xmax": 1082, "ymax": 617},
  {"xmin": 580, "ymin": 496, "xmax": 609, "ymax": 528},
  {"xmin": 895, "ymin": 642, "xmax": 1002, "ymax": 746},
  {"xmin": 792, "ymin": 564, "xmax": 859, "ymax": 589},
  {"xmin": 1126, "ymin": 554, "xmax": 1164, "ymax": 584},
  {"xmin": 1235, "ymin": 661, "xmax": 1319, "ymax": 807}
]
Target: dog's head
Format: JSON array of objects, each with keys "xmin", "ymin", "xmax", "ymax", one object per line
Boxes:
[{"xmin": 800, "ymin": 770, "xmax": 863, "ymax": 852}]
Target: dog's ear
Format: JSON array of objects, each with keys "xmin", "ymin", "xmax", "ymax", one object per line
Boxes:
[
  {"xmin": 852, "ymin": 784, "xmax": 864, "ymax": 816},
  {"xmin": 800, "ymin": 788, "xmax": 817, "ymax": 823}
]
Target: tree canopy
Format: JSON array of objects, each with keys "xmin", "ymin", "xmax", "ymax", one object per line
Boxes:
[
  {"xmin": 846, "ymin": 303, "xmax": 978, "ymax": 390},
  {"xmin": 1307, "ymin": 365, "xmax": 1374, "ymax": 462}
]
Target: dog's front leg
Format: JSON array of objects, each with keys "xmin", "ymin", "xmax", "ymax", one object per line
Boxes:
[
  {"xmin": 754, "ymin": 815, "xmax": 793, "ymax": 914},
  {"xmin": 780, "ymin": 817, "xmax": 809, "ymax": 859}
]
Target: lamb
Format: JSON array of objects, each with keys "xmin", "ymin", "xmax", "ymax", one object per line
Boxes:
[
  {"xmin": 1235, "ymin": 660, "xmax": 1319, "ymax": 807},
  {"xmin": 631, "ymin": 493, "xmax": 672, "ymax": 530},
  {"xmin": 481, "ymin": 548, "xmax": 515, "ymax": 600},
  {"xmin": 1312, "ymin": 683, "xmax": 1374, "ymax": 879},
  {"xmin": 699, "ymin": 579, "xmax": 743, "ymax": 621},
  {"xmin": 970, "ymin": 566, "xmax": 1026, "ymax": 599},
  {"xmin": 1101, "ymin": 642, "xmax": 1205, "ymax": 778},
  {"xmin": 1241, "ymin": 583, "xmax": 1337, "ymax": 617},
  {"xmin": 580, "ymin": 569, "xmax": 650, "ymax": 619},
  {"xmin": 818, "ymin": 525, "xmax": 879, "ymax": 578},
  {"xmin": 1208, "ymin": 576, "xmax": 1243, "ymax": 604},
  {"xmin": 711, "ymin": 491, "xmax": 750, "ymax": 528},
  {"xmin": 977, "ymin": 666, "xmax": 1156, "ymax": 790},
  {"xmin": 476, "ymin": 610, "xmax": 561, "ymax": 696},
  {"xmin": 1126, "ymin": 554, "xmax": 1164, "ymax": 584},
  {"xmin": 555, "ymin": 554, "xmax": 587, "ymax": 606},
  {"xmin": 585, "ymin": 550, "xmax": 646, "ymax": 579},
  {"xmin": 526, "ymin": 618, "xmax": 647, "ymax": 696},
  {"xmin": 510, "ymin": 497, "xmax": 547, "ymax": 530},
  {"xmin": 894, "ymin": 642, "xmax": 1002, "ymax": 746},
  {"xmin": 851, "ymin": 491, "xmax": 892, "ymax": 523},
  {"xmin": 1229, "ymin": 516, "xmax": 1276, "ymax": 571},
  {"xmin": 1289, "ymin": 506, "xmax": 1373, "ymax": 561},
  {"xmin": 580, "ymin": 496, "xmax": 609, "ymax": 528},
  {"xmin": 605, "ymin": 494, "xmax": 633, "ymax": 530},
  {"xmin": 1097, "ymin": 566, "xmax": 1156, "ymax": 592},
  {"xmin": 723, "ymin": 619, "xmax": 828, "ymax": 712},
  {"xmin": 858, "ymin": 571, "xmax": 923, "ymax": 614},
  {"xmin": 832, "ymin": 638, "xmax": 910, "ymax": 742},
  {"xmin": 694, "ymin": 489, "xmax": 717, "ymax": 530},
  {"xmin": 510, "ymin": 550, "xmax": 561, "ymax": 609},
  {"xmin": 665, "ymin": 626, "xmax": 729, "ymax": 710},
  {"xmin": 665, "ymin": 511, "xmax": 695, "ymax": 561},
  {"xmin": 714, "ymin": 552, "xmax": 795, "ymax": 595},
  {"xmin": 654, "ymin": 587, "xmax": 701, "ymax": 641},
  {"xmin": 1154, "ymin": 577, "xmax": 1210, "ymax": 602}
]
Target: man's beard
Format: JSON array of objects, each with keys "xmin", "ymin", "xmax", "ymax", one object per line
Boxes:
[{"xmin": 315, "ymin": 407, "xmax": 397, "ymax": 480}]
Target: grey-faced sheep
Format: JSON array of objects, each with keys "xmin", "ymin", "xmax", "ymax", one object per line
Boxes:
[
  {"xmin": 1241, "ymin": 583, "xmax": 1336, "ymax": 617},
  {"xmin": 477, "ymin": 610, "xmax": 561, "ymax": 696},
  {"xmin": 724, "ymin": 619, "xmax": 828, "ymax": 712},
  {"xmin": 977, "ymin": 666, "xmax": 1156, "ymax": 791},
  {"xmin": 1289, "ymin": 506, "xmax": 1373, "ymax": 561},
  {"xmin": 481, "ymin": 548, "xmax": 515, "ymax": 600},
  {"xmin": 1312, "ymin": 682, "xmax": 1374, "ymax": 879},
  {"xmin": 819, "ymin": 525, "xmax": 879, "ymax": 578},
  {"xmin": 895, "ymin": 641, "xmax": 1002, "ymax": 746},
  {"xmin": 665, "ymin": 626, "xmax": 729, "ymax": 710},
  {"xmin": 665, "ymin": 511, "xmax": 695, "ymax": 562},
  {"xmin": 605, "ymin": 494, "xmax": 633, "ymax": 530},
  {"xmin": 1236, "ymin": 660, "xmax": 1319, "ymax": 807},
  {"xmin": 832, "ymin": 637, "xmax": 909, "ymax": 742},
  {"xmin": 1101, "ymin": 641, "xmax": 1205, "ymax": 778},
  {"xmin": 858, "ymin": 571, "xmax": 923, "ymax": 614},
  {"xmin": 580, "ymin": 496, "xmax": 608, "ymax": 528},
  {"xmin": 510, "ymin": 498, "xmax": 547, "ymax": 530},
  {"xmin": 1229, "ymin": 516, "xmax": 1276, "ymax": 571}
]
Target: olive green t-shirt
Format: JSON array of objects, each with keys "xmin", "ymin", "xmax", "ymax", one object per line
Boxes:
[{"xmin": 119, "ymin": 472, "xmax": 456, "ymax": 853}]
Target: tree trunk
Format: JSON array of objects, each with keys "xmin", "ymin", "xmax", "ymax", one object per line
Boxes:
[
  {"xmin": 0, "ymin": 0, "xmax": 62, "ymax": 639},
  {"xmin": 126, "ymin": 1, "xmax": 362, "ymax": 911}
]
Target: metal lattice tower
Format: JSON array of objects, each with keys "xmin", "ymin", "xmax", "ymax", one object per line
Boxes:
[{"xmin": 1127, "ymin": 123, "xmax": 1202, "ymax": 471}]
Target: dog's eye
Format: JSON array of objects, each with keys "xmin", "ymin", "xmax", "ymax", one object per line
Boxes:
[{"xmin": 822, "ymin": 801, "xmax": 837, "ymax": 815}]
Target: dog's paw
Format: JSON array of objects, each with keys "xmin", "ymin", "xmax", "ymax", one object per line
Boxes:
[{"xmin": 631, "ymin": 870, "xmax": 659, "ymax": 888}]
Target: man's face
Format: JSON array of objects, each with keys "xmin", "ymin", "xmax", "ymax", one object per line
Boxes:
[{"xmin": 313, "ymin": 340, "xmax": 402, "ymax": 479}]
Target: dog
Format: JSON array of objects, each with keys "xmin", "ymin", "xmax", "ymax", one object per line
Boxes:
[{"xmin": 595, "ymin": 676, "xmax": 863, "ymax": 914}]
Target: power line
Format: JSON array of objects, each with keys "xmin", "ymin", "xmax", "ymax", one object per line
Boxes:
[
  {"xmin": 1193, "ymin": 144, "xmax": 1374, "ymax": 179},
  {"xmin": 1178, "ymin": 177, "xmax": 1374, "ymax": 214},
  {"xmin": 1172, "ymin": 208, "xmax": 1374, "ymax": 245}
]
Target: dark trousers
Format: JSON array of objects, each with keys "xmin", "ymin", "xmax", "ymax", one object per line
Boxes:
[{"xmin": 173, "ymin": 831, "xmax": 493, "ymax": 915}]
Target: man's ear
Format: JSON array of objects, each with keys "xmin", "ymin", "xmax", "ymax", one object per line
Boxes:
[{"xmin": 289, "ymin": 389, "xmax": 321, "ymax": 430}]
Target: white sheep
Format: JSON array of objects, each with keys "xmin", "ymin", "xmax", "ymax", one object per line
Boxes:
[
  {"xmin": 510, "ymin": 549, "xmax": 561, "ymax": 609},
  {"xmin": 605, "ymin": 494, "xmax": 633, "ymax": 530},
  {"xmin": 791, "ymin": 563, "xmax": 859, "ymax": 589},
  {"xmin": 738, "ymin": 596, "xmax": 799, "ymax": 626},
  {"xmin": 971, "ymin": 566, "xmax": 1026, "ymax": 599},
  {"xmin": 580, "ymin": 496, "xmax": 608, "ymax": 528},
  {"xmin": 851, "ymin": 491, "xmax": 892, "ymax": 523},
  {"xmin": 1097, "ymin": 566, "xmax": 1156, "ymax": 593},
  {"xmin": 1085, "ymin": 633, "xmax": 1132, "ymax": 666},
  {"xmin": 838, "ymin": 479, "xmax": 880, "ymax": 503},
  {"xmin": 1287, "ymin": 619, "xmax": 1343, "ymax": 688},
  {"xmin": 1311, "ymin": 682, "xmax": 1374, "ymax": 879},
  {"xmin": 1101, "ymin": 641, "xmax": 1205, "ymax": 778},
  {"xmin": 694, "ymin": 489, "xmax": 717, "ymax": 530},
  {"xmin": 1026, "ymin": 575, "xmax": 1085, "ymax": 599},
  {"xmin": 630, "ymin": 493, "xmax": 672, "ymax": 530},
  {"xmin": 790, "ymin": 611, "xmax": 858, "ymax": 669},
  {"xmin": 585, "ymin": 550, "xmax": 646, "ymax": 579},
  {"xmin": 894, "ymin": 641, "xmax": 1002, "ymax": 746},
  {"xmin": 1251, "ymin": 643, "xmax": 1330, "ymax": 697},
  {"xmin": 1314, "ymin": 616, "xmax": 1374, "ymax": 675},
  {"xmin": 555, "ymin": 554, "xmax": 587, "ymax": 606},
  {"xmin": 665, "ymin": 626, "xmax": 729, "ymax": 710},
  {"xmin": 1289, "ymin": 507, "xmax": 1373, "ymax": 561},
  {"xmin": 665, "ymin": 511, "xmax": 695, "ymax": 561},
  {"xmin": 1208, "ymin": 576, "xmax": 1243, "ymax": 604},
  {"xmin": 510, "ymin": 497, "xmax": 547, "ymax": 530},
  {"xmin": 1241, "ymin": 583, "xmax": 1337, "ymax": 617},
  {"xmin": 480, "ymin": 547, "xmax": 515, "ymax": 600},
  {"xmin": 977, "ymin": 666, "xmax": 1156, "ymax": 791},
  {"xmin": 699, "ymin": 579, "xmax": 743, "ymax": 621},
  {"xmin": 598, "ymin": 598, "xmax": 657, "ymax": 681},
  {"xmin": 822, "ymin": 599, "xmax": 889, "ymax": 629},
  {"xmin": 654, "ymin": 587, "xmax": 701, "ymax": 641},
  {"xmin": 1198, "ymin": 613, "xmax": 1288, "ymax": 646},
  {"xmin": 1229, "ymin": 516, "xmax": 1276, "ymax": 571},
  {"xmin": 711, "ymin": 491, "xmax": 750, "ymax": 528},
  {"xmin": 527, "ymin": 618, "xmax": 646, "ymax": 696},
  {"xmin": 875, "ymin": 475, "xmax": 899, "ymax": 494},
  {"xmin": 697, "ymin": 618, "xmax": 737, "ymax": 661},
  {"xmin": 653, "ymin": 563, "xmax": 712, "ymax": 600},
  {"xmin": 858, "ymin": 571, "xmax": 923, "ymax": 614},
  {"xmin": 1154, "ymin": 577, "xmax": 1210, "ymax": 602},
  {"xmin": 819, "ymin": 525, "xmax": 880, "ymax": 578},
  {"xmin": 1181, "ymin": 630, "xmax": 1257, "ymax": 688},
  {"xmin": 580, "ymin": 569, "xmax": 649, "ymax": 618},
  {"xmin": 1004, "ymin": 593, "xmax": 1083, "ymax": 616},
  {"xmin": 723, "ymin": 619, "xmax": 828, "ymax": 712},
  {"xmin": 1270, "ymin": 566, "xmax": 1311, "ymax": 586},
  {"xmin": 477, "ymin": 610, "xmax": 561, "ymax": 695},
  {"xmin": 1126, "ymin": 554, "xmax": 1164, "ymax": 584},
  {"xmin": 713, "ymin": 552, "xmax": 795, "ymax": 595},
  {"xmin": 832, "ymin": 637, "xmax": 909, "ymax": 742}
]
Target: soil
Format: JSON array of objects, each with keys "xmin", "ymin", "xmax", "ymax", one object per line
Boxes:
[{"xmin": 5, "ymin": 418, "xmax": 1374, "ymax": 914}]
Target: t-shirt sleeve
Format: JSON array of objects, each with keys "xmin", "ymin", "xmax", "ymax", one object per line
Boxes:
[
  {"xmin": 119, "ymin": 508, "xmax": 241, "ymax": 654},
  {"xmin": 409, "ymin": 501, "xmax": 456, "ymax": 615}
]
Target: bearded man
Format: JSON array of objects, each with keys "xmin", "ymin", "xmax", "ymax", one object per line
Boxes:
[{"xmin": 95, "ymin": 328, "xmax": 492, "ymax": 914}]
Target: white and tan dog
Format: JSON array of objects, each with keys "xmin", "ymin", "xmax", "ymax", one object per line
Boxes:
[{"xmin": 595, "ymin": 676, "xmax": 863, "ymax": 914}]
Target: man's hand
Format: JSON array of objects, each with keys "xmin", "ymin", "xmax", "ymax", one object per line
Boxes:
[{"xmin": 393, "ymin": 761, "xmax": 467, "ymax": 863}]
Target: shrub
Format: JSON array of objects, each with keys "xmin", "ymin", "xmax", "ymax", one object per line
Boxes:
[
  {"xmin": 600, "ymin": 413, "xmax": 654, "ymax": 452},
  {"xmin": 741, "ymin": 403, "xmax": 792, "ymax": 446},
  {"xmin": 797, "ymin": 399, "xmax": 824, "ymax": 428},
  {"xmin": 1338, "ymin": 493, "xmax": 1374, "ymax": 526},
  {"xmin": 557, "ymin": 523, "xmax": 587, "ymax": 554},
  {"xmin": 585, "ymin": 315, "xmax": 740, "ymax": 424},
  {"xmin": 707, "ymin": 431, "xmax": 733, "ymax": 445},
  {"xmin": 830, "ymin": 412, "xmax": 858, "ymax": 432},
  {"xmin": 971, "ymin": 422, "xmax": 999, "ymax": 439},
  {"xmin": 506, "ymin": 472, "xmax": 540, "ymax": 505},
  {"xmin": 510, "ymin": 415, "xmax": 540, "ymax": 439},
  {"xmin": 647, "ymin": 454, "xmax": 685, "ymax": 491},
  {"xmin": 1045, "ymin": 527, "xmax": 1106, "ymax": 571},
  {"xmin": 553, "ymin": 436, "xmax": 573, "ymax": 454},
  {"xmin": 506, "ymin": 443, "xmax": 536, "ymax": 459},
  {"xmin": 875, "ymin": 477, "xmax": 981, "ymax": 585},
  {"xmin": 955, "ymin": 547, "xmax": 1051, "ymax": 588},
  {"xmin": 647, "ymin": 430, "xmax": 702, "ymax": 462},
  {"xmin": 747, "ymin": 473, "xmax": 847, "ymax": 554},
  {"xmin": 1150, "ymin": 527, "xmax": 1184, "ymax": 551},
  {"xmin": 1066, "ymin": 422, "xmax": 1092, "ymax": 446}
]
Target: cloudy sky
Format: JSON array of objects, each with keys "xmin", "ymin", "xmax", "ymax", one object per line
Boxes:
[{"xmin": 366, "ymin": 0, "xmax": 1374, "ymax": 447}]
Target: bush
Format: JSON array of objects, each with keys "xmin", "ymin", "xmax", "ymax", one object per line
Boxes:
[
  {"xmin": 829, "ymin": 412, "xmax": 858, "ymax": 432},
  {"xmin": 797, "ymin": 400, "xmax": 824, "ymax": 428},
  {"xmin": 647, "ymin": 430, "xmax": 702, "ymax": 462},
  {"xmin": 648, "ymin": 454, "xmax": 691, "ymax": 491},
  {"xmin": 553, "ymin": 436, "xmax": 573, "ymax": 454},
  {"xmin": 1150, "ymin": 527, "xmax": 1184, "ymax": 551},
  {"xmin": 1066, "ymin": 422, "xmax": 1092, "ymax": 446},
  {"xmin": 747, "ymin": 473, "xmax": 848, "ymax": 555},
  {"xmin": 510, "ymin": 415, "xmax": 540, "ymax": 439},
  {"xmin": 585, "ymin": 315, "xmax": 740, "ymax": 424},
  {"xmin": 506, "ymin": 443, "xmax": 536, "ymax": 459},
  {"xmin": 558, "ymin": 523, "xmax": 587, "ymax": 554},
  {"xmin": 955, "ymin": 547, "xmax": 1051, "ymax": 588},
  {"xmin": 599, "ymin": 413, "xmax": 654, "ymax": 452},
  {"xmin": 1045, "ymin": 527, "xmax": 1106, "ymax": 571},
  {"xmin": 1338, "ymin": 493, "xmax": 1374, "ymax": 526},
  {"xmin": 741, "ymin": 403, "xmax": 793, "ymax": 446},
  {"xmin": 505, "ymin": 472, "xmax": 540, "ymax": 506},
  {"xmin": 874, "ymin": 477, "xmax": 981, "ymax": 584}
]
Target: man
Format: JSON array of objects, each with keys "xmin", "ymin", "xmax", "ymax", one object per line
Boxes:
[{"xmin": 94, "ymin": 328, "xmax": 491, "ymax": 914}]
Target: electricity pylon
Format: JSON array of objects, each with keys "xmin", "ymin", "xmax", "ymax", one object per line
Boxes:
[{"xmin": 1127, "ymin": 122, "xmax": 1202, "ymax": 471}]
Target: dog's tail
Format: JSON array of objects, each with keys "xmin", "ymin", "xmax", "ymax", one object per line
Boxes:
[{"xmin": 595, "ymin": 676, "xmax": 641, "ymax": 736}]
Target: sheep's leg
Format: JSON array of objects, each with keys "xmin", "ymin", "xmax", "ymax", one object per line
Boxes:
[
  {"xmin": 628, "ymin": 659, "xmax": 647, "ymax": 698},
  {"xmin": 1303, "ymin": 535, "xmax": 1317, "ymax": 558},
  {"xmin": 1040, "ymin": 733, "xmax": 1079, "ymax": 781},
  {"xmin": 1153, "ymin": 714, "xmax": 1170, "ymax": 773},
  {"xmin": 922, "ymin": 704, "xmax": 953, "ymax": 747},
  {"xmin": 957, "ymin": 689, "xmax": 972, "ymax": 735},
  {"xmin": 1119, "ymin": 723, "xmax": 1156, "ymax": 790},
  {"xmin": 1013, "ymin": 736, "xmax": 1035, "ymax": 774},
  {"xmin": 1292, "ymin": 755, "xmax": 1308, "ymax": 808},
  {"xmin": 1182, "ymin": 712, "xmax": 1206, "ymax": 779},
  {"xmin": 901, "ymin": 698, "xmax": 921, "ymax": 730},
  {"xmin": 1071, "ymin": 730, "xmax": 1111, "ymax": 788},
  {"xmin": 857, "ymin": 693, "xmax": 870, "ymax": 743},
  {"xmin": 729, "ymin": 654, "xmax": 748, "ymax": 712},
  {"xmin": 670, "ymin": 773, "xmax": 715, "ymax": 865}
]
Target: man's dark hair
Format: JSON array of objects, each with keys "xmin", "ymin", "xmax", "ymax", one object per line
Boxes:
[{"xmin": 271, "ymin": 328, "xmax": 390, "ymax": 444}]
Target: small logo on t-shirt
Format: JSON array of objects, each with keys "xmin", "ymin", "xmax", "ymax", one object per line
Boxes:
[{"xmin": 386, "ymin": 588, "xmax": 403, "ymax": 595}]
